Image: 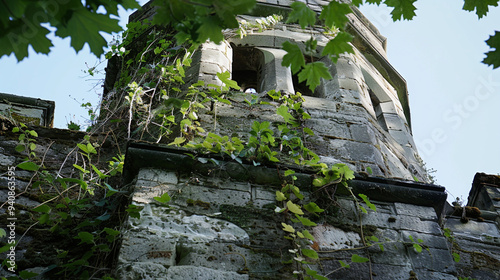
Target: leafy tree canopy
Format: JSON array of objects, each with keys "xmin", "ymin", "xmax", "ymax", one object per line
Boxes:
[{"xmin": 0, "ymin": 0, "xmax": 499, "ymax": 69}]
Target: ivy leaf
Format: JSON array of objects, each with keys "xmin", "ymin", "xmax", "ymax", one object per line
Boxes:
[
  {"xmin": 0, "ymin": 228, "xmax": 5, "ymax": 238},
  {"xmin": 351, "ymin": 254, "xmax": 369, "ymax": 263},
  {"xmin": 55, "ymin": 6, "xmax": 121, "ymax": 56},
  {"xmin": 18, "ymin": 161, "xmax": 40, "ymax": 171},
  {"xmin": 295, "ymin": 214, "xmax": 317, "ymax": 226},
  {"xmin": 169, "ymin": 137, "xmax": 186, "ymax": 146},
  {"xmin": 286, "ymin": 200, "xmax": 304, "ymax": 215},
  {"xmin": 217, "ymin": 71, "xmax": 240, "ymax": 90},
  {"xmin": 304, "ymin": 202, "xmax": 324, "ymax": 214},
  {"xmin": 463, "ymin": 0, "xmax": 499, "ymax": 19},
  {"xmin": 75, "ymin": 231, "xmax": 94, "ymax": 244},
  {"xmin": 276, "ymin": 191, "xmax": 286, "ymax": 201},
  {"xmin": 319, "ymin": 0, "xmax": 352, "ymax": 29},
  {"xmin": 18, "ymin": 270, "xmax": 38, "ymax": 279},
  {"xmin": 154, "ymin": 192, "xmax": 171, "ymax": 204},
  {"xmin": 452, "ymin": 252, "xmax": 461, "ymax": 262},
  {"xmin": 298, "ymin": 62, "xmax": 332, "ymax": 92},
  {"xmin": 322, "ymin": 31, "xmax": 354, "ymax": 63},
  {"xmin": 301, "ymin": 248, "xmax": 318, "ymax": 259},
  {"xmin": 302, "ymin": 229, "xmax": 315, "ymax": 241},
  {"xmin": 277, "ymin": 105, "xmax": 295, "ymax": 123},
  {"xmin": 358, "ymin": 193, "xmax": 377, "ymax": 212},
  {"xmin": 483, "ymin": 31, "xmax": 500, "ymax": 69},
  {"xmin": 339, "ymin": 260, "xmax": 350, "ymax": 268},
  {"xmin": 385, "ymin": 0, "xmax": 417, "ymax": 21},
  {"xmin": 281, "ymin": 222, "xmax": 295, "ymax": 233},
  {"xmin": 282, "ymin": 41, "xmax": 305, "ymax": 74},
  {"xmin": 287, "ymin": 2, "xmax": 316, "ymax": 29}
]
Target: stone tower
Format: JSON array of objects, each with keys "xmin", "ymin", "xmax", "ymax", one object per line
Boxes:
[{"xmin": 105, "ymin": 0, "xmax": 428, "ymax": 182}]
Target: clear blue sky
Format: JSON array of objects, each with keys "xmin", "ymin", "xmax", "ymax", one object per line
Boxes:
[{"xmin": 0, "ymin": 1, "xmax": 498, "ymax": 203}]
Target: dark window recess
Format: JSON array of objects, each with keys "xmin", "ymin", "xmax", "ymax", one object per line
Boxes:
[
  {"xmin": 369, "ymin": 89, "xmax": 387, "ymax": 130},
  {"xmin": 292, "ymin": 73, "xmax": 314, "ymax": 96},
  {"xmin": 231, "ymin": 46, "xmax": 264, "ymax": 92},
  {"xmin": 292, "ymin": 56, "xmax": 316, "ymax": 96}
]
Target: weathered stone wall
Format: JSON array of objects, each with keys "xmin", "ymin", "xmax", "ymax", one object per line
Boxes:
[{"xmin": 116, "ymin": 145, "xmax": 500, "ymax": 280}]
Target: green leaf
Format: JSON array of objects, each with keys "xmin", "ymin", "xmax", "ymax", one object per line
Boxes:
[
  {"xmin": 413, "ymin": 243, "xmax": 423, "ymax": 253},
  {"xmin": 339, "ymin": 260, "xmax": 350, "ymax": 268},
  {"xmin": 17, "ymin": 161, "xmax": 39, "ymax": 171},
  {"xmin": 75, "ymin": 231, "xmax": 94, "ymax": 244},
  {"xmin": 303, "ymin": 127, "xmax": 314, "ymax": 136},
  {"xmin": 282, "ymin": 41, "xmax": 305, "ymax": 74},
  {"xmin": 295, "ymin": 214, "xmax": 317, "ymax": 226},
  {"xmin": 351, "ymin": 254, "xmax": 369, "ymax": 263},
  {"xmin": 197, "ymin": 15, "xmax": 224, "ymax": 43},
  {"xmin": 287, "ymin": 2, "xmax": 316, "ymax": 29},
  {"xmin": 301, "ymin": 248, "xmax": 318, "ymax": 259},
  {"xmin": 483, "ymin": 31, "xmax": 500, "ymax": 69},
  {"xmin": 281, "ymin": 222, "xmax": 295, "ymax": 233},
  {"xmin": 322, "ymin": 31, "xmax": 354, "ymax": 63},
  {"xmin": 298, "ymin": 62, "xmax": 332, "ymax": 92},
  {"xmin": 12, "ymin": 127, "xmax": 20, "ymax": 133},
  {"xmin": 217, "ymin": 71, "xmax": 240, "ymax": 90},
  {"xmin": 0, "ymin": 19, "xmax": 53, "ymax": 61},
  {"xmin": 19, "ymin": 270, "xmax": 38, "ymax": 279},
  {"xmin": 153, "ymin": 192, "xmax": 171, "ymax": 204},
  {"xmin": 284, "ymin": 170, "xmax": 296, "ymax": 177},
  {"xmin": 0, "ymin": 228, "xmax": 6, "ymax": 238},
  {"xmin": 276, "ymin": 191, "xmax": 287, "ymax": 201},
  {"xmin": 15, "ymin": 144, "xmax": 25, "ymax": 152},
  {"xmin": 385, "ymin": 0, "xmax": 417, "ymax": 21},
  {"xmin": 366, "ymin": 166, "xmax": 373, "ymax": 175},
  {"xmin": 452, "ymin": 252, "xmax": 461, "ymax": 262},
  {"xmin": 463, "ymin": 0, "xmax": 499, "ymax": 19},
  {"xmin": 286, "ymin": 200, "xmax": 304, "ymax": 215},
  {"xmin": 358, "ymin": 193, "xmax": 377, "ymax": 212},
  {"xmin": 319, "ymin": 1, "xmax": 352, "ymax": 29},
  {"xmin": 169, "ymin": 137, "xmax": 186, "ymax": 146},
  {"xmin": 33, "ymin": 204, "xmax": 51, "ymax": 213},
  {"xmin": 304, "ymin": 202, "xmax": 324, "ymax": 214},
  {"xmin": 77, "ymin": 143, "xmax": 89, "ymax": 154},
  {"xmin": 104, "ymin": 227, "xmax": 120, "ymax": 237},
  {"xmin": 302, "ymin": 229, "xmax": 315, "ymax": 241},
  {"xmin": 28, "ymin": 130, "xmax": 38, "ymax": 137},
  {"xmin": 277, "ymin": 105, "xmax": 295, "ymax": 123},
  {"xmin": 55, "ymin": 6, "xmax": 122, "ymax": 56}
]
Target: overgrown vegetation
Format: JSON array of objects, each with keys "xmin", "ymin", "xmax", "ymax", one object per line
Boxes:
[{"xmin": 0, "ymin": 2, "xmax": 450, "ymax": 280}]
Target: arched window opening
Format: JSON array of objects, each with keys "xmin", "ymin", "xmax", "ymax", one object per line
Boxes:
[{"xmin": 231, "ymin": 45, "xmax": 264, "ymax": 93}]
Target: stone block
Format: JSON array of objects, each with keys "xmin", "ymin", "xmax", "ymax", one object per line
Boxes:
[
  {"xmin": 172, "ymin": 184, "xmax": 251, "ymax": 208},
  {"xmin": 306, "ymin": 118, "xmax": 351, "ymax": 139},
  {"xmin": 381, "ymin": 113, "xmax": 405, "ymax": 131},
  {"xmin": 137, "ymin": 169, "xmax": 178, "ymax": 184},
  {"xmin": 116, "ymin": 262, "xmax": 169, "ymax": 280},
  {"xmin": 444, "ymin": 218, "xmax": 500, "ymax": 237},
  {"xmin": 200, "ymin": 49, "xmax": 231, "ymax": 69},
  {"xmin": 349, "ymin": 123, "xmax": 377, "ymax": 144},
  {"xmin": 398, "ymin": 215, "xmax": 442, "ymax": 235},
  {"xmin": 408, "ymin": 248, "xmax": 456, "ymax": 274},
  {"xmin": 199, "ymin": 62, "xmax": 224, "ymax": 75},
  {"xmin": 401, "ymin": 230, "xmax": 449, "ymax": 250},
  {"xmin": 118, "ymin": 234, "xmax": 176, "ymax": 266},
  {"xmin": 127, "ymin": 207, "xmax": 250, "ymax": 244},
  {"xmin": 394, "ymin": 203, "xmax": 438, "ymax": 221},
  {"xmin": 412, "ymin": 270, "xmax": 457, "ymax": 280},
  {"xmin": 312, "ymin": 224, "xmax": 361, "ymax": 251},
  {"xmin": 166, "ymin": 265, "xmax": 249, "ymax": 280}
]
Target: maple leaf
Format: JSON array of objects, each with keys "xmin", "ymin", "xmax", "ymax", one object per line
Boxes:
[
  {"xmin": 298, "ymin": 62, "xmax": 332, "ymax": 91},
  {"xmin": 463, "ymin": 0, "xmax": 499, "ymax": 19},
  {"xmin": 319, "ymin": 0, "xmax": 352, "ymax": 29},
  {"xmin": 55, "ymin": 6, "xmax": 121, "ymax": 56},
  {"xmin": 321, "ymin": 31, "xmax": 354, "ymax": 63},
  {"xmin": 483, "ymin": 31, "xmax": 500, "ymax": 69},
  {"xmin": 282, "ymin": 41, "xmax": 305, "ymax": 74},
  {"xmin": 197, "ymin": 15, "xmax": 225, "ymax": 44},
  {"xmin": 385, "ymin": 0, "xmax": 417, "ymax": 21},
  {"xmin": 0, "ymin": 20, "xmax": 53, "ymax": 61},
  {"xmin": 287, "ymin": 2, "xmax": 316, "ymax": 29}
]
